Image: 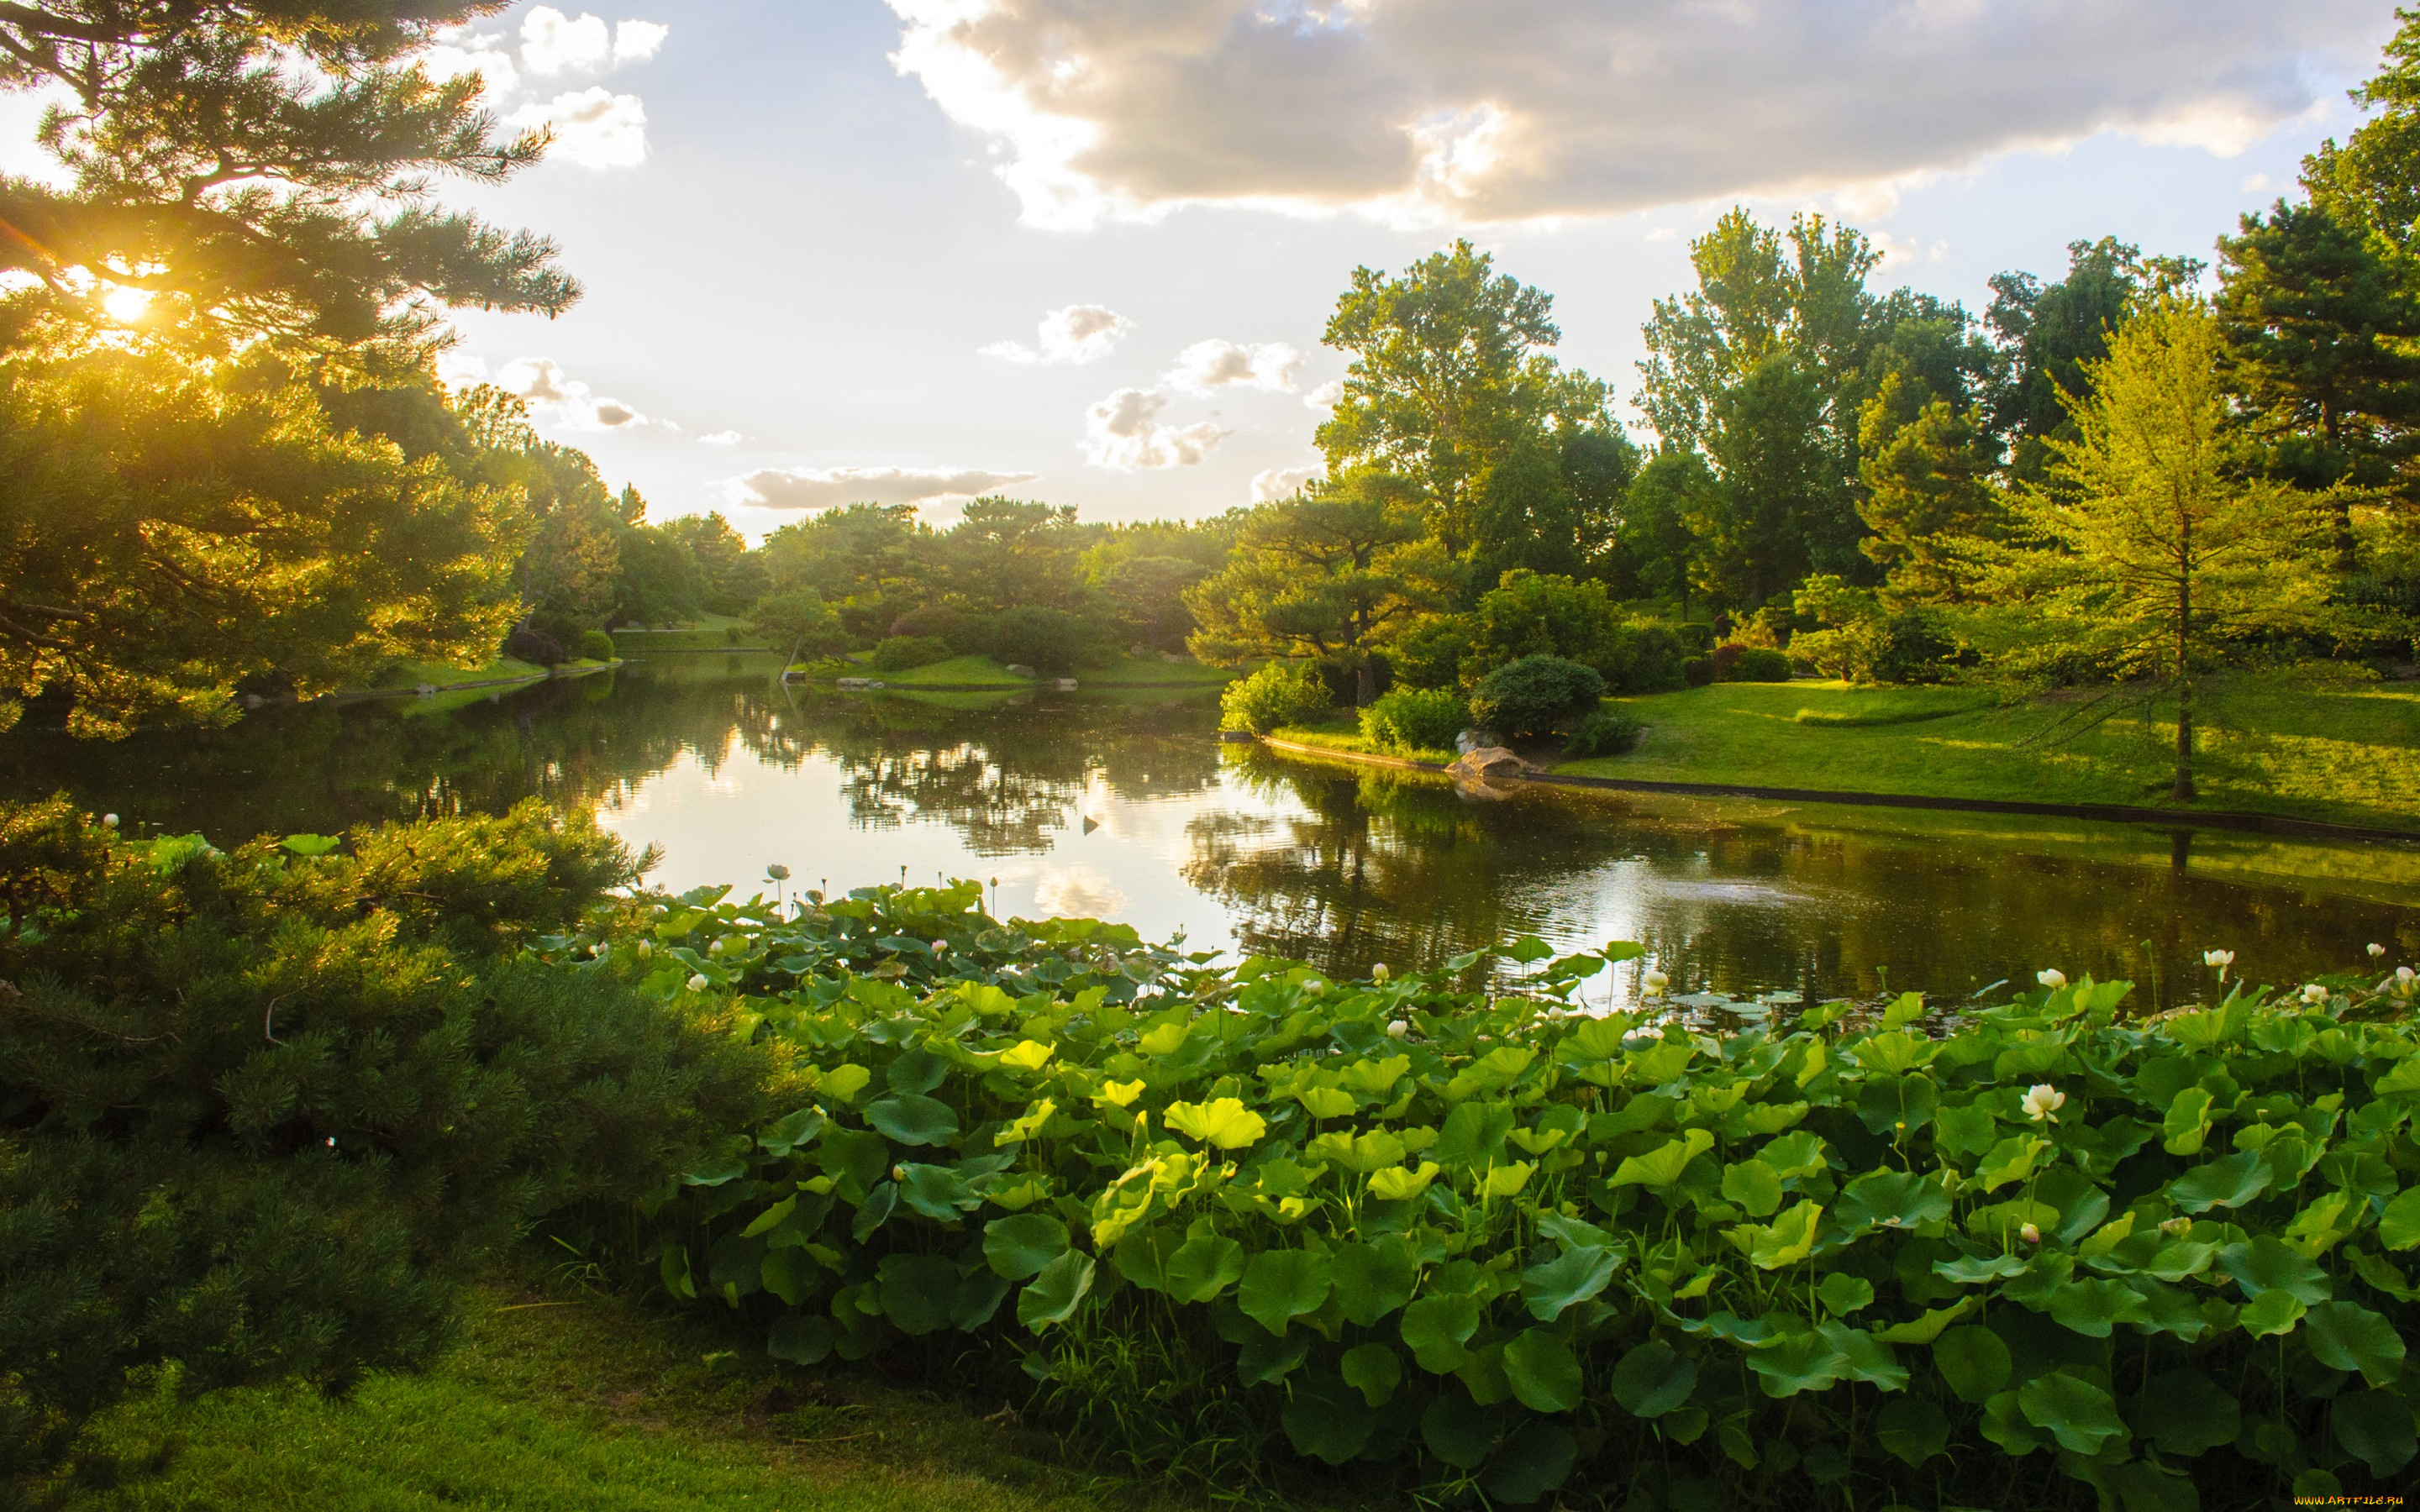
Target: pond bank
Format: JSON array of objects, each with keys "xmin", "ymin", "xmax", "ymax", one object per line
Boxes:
[{"xmin": 1256, "ymin": 735, "xmax": 2420, "ymax": 845}]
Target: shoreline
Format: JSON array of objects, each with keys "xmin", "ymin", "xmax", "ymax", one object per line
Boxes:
[{"xmin": 1255, "ymin": 735, "xmax": 2420, "ymax": 847}]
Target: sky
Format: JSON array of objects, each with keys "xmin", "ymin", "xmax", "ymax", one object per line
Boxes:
[{"xmin": 32, "ymin": 0, "xmax": 2413, "ymax": 538}]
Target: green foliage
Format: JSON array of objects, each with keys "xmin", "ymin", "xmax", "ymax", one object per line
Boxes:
[
  {"xmin": 1358, "ymin": 687, "xmax": 1465, "ymax": 755},
  {"xmin": 1561, "ymin": 708, "xmax": 1644, "ymax": 758},
  {"xmin": 746, "ymin": 589, "xmax": 848, "ymax": 662},
  {"xmin": 601, "ymin": 887, "xmax": 2420, "ymax": 1508},
  {"xmin": 871, "ymin": 636, "xmax": 954, "ymax": 673},
  {"xmin": 1717, "ymin": 646, "xmax": 1792, "ymax": 683},
  {"xmin": 1218, "ymin": 663, "xmax": 1333, "ymax": 735},
  {"xmin": 1467, "ymin": 655, "xmax": 1605, "ymax": 739},
  {"xmin": 0, "ymin": 799, "xmax": 772, "ymax": 1489},
  {"xmin": 988, "ymin": 607, "xmax": 1107, "ymax": 675},
  {"xmin": 579, "ymin": 630, "xmax": 617, "ymax": 662}
]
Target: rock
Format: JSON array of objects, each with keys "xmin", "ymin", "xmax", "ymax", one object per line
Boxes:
[
  {"xmin": 835, "ymin": 676, "xmax": 874, "ymax": 690},
  {"xmin": 1005, "ymin": 664, "xmax": 1035, "ymax": 678},
  {"xmin": 1446, "ymin": 746, "xmax": 1532, "ymax": 782},
  {"xmin": 1219, "ymin": 730, "xmax": 1256, "ymax": 743},
  {"xmin": 1455, "ymin": 728, "xmax": 1497, "ymax": 755},
  {"xmin": 1052, "ymin": 678, "xmax": 1079, "ymax": 690}
]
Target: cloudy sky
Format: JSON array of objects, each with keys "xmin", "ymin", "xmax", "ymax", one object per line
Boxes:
[{"xmin": 176, "ymin": 3, "xmax": 2420, "ymax": 533}]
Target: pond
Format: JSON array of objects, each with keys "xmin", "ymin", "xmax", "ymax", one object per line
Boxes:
[{"xmin": 7, "ymin": 652, "xmax": 2415, "ymax": 1009}]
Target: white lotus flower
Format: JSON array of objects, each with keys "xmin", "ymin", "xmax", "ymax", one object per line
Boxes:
[
  {"xmin": 2369, "ymin": 942, "xmax": 2388, "ymax": 959},
  {"xmin": 1370, "ymin": 963, "xmax": 1391, "ymax": 984},
  {"xmin": 2204, "ymin": 948, "xmax": 2234, "ymax": 982},
  {"xmin": 2020, "ymin": 1222, "xmax": 2042, "ymax": 1244},
  {"xmin": 2401, "ymin": 967, "xmax": 2418, "ymax": 993},
  {"xmin": 2302, "ymin": 983, "xmax": 2331, "ymax": 1005},
  {"xmin": 687, "ymin": 974, "xmax": 708, "ymax": 992},
  {"xmin": 2036, "ymin": 969, "xmax": 2066, "ymax": 990},
  {"xmin": 2021, "ymin": 1084, "xmax": 2066, "ymax": 1123},
  {"xmin": 1304, "ymin": 979, "xmax": 1326, "ymax": 995},
  {"xmin": 101, "ymin": 813, "xmax": 118, "ymax": 828},
  {"xmin": 636, "ymin": 939, "xmax": 651, "ymax": 958},
  {"xmin": 1386, "ymin": 1019, "xmax": 1410, "ymax": 1038},
  {"xmin": 708, "ymin": 938, "xmax": 725, "ymax": 955},
  {"xmin": 1643, "ymin": 969, "xmax": 1671, "ymax": 995}
]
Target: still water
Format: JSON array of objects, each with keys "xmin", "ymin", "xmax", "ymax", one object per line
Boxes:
[{"xmin": 7, "ymin": 653, "xmax": 2415, "ymax": 1008}]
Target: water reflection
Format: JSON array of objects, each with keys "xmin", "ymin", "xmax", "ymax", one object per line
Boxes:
[{"xmin": 3, "ymin": 653, "xmax": 2413, "ymax": 1010}]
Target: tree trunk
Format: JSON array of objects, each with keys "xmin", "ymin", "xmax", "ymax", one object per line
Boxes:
[
  {"xmin": 1354, "ymin": 661, "xmax": 1376, "ymax": 706},
  {"xmin": 2173, "ymin": 682, "xmax": 2195, "ymax": 803},
  {"xmin": 2174, "ymin": 520, "xmax": 2195, "ymax": 803}
]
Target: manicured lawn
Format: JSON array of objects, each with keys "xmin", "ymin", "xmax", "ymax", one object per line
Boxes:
[
  {"xmin": 867, "ymin": 654, "xmax": 1030, "ymax": 687},
  {"xmin": 827, "ymin": 655, "xmax": 1239, "ymax": 689},
  {"xmin": 55, "ymin": 1282, "xmax": 1194, "ymax": 1512},
  {"xmin": 614, "ymin": 615, "xmax": 766, "ymax": 653},
  {"xmin": 1081, "ymin": 655, "xmax": 1239, "ymax": 687},
  {"xmin": 1558, "ymin": 673, "xmax": 2420, "ymax": 830},
  {"xmin": 371, "ymin": 656, "xmax": 548, "ymax": 691}
]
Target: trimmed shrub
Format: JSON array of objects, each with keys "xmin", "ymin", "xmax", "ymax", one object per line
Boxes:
[
  {"xmin": 0, "ymin": 800, "xmax": 771, "ymax": 1488},
  {"xmin": 1562, "ymin": 706, "xmax": 1645, "ymax": 757},
  {"xmin": 1682, "ymin": 655, "xmax": 1717, "ymax": 687},
  {"xmin": 1719, "ymin": 645, "xmax": 1793, "ymax": 682},
  {"xmin": 503, "ymin": 624, "xmax": 565, "ymax": 666},
  {"xmin": 1602, "ymin": 622, "xmax": 1690, "ymax": 694},
  {"xmin": 577, "ymin": 629, "xmax": 616, "ymax": 661},
  {"xmin": 617, "ymin": 888, "xmax": 2420, "ymax": 1509},
  {"xmin": 871, "ymin": 635, "xmax": 953, "ymax": 672},
  {"xmin": 1219, "ymin": 662, "xmax": 1332, "ymax": 733},
  {"xmin": 1358, "ymin": 686, "xmax": 1465, "ymax": 755},
  {"xmin": 1467, "ymin": 654, "xmax": 1606, "ymax": 740},
  {"xmin": 992, "ymin": 606, "xmax": 1107, "ymax": 675}
]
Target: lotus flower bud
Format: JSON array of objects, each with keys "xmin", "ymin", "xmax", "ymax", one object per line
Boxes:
[
  {"xmin": 101, "ymin": 813, "xmax": 119, "ymax": 828},
  {"xmin": 687, "ymin": 974, "xmax": 708, "ymax": 992},
  {"xmin": 2302, "ymin": 983, "xmax": 2330, "ymax": 1005},
  {"xmin": 708, "ymin": 938, "xmax": 724, "ymax": 955},
  {"xmin": 2020, "ymin": 1223, "xmax": 2041, "ymax": 1244},
  {"xmin": 636, "ymin": 939, "xmax": 652, "ymax": 958},
  {"xmin": 1642, "ymin": 969, "xmax": 1670, "ymax": 995},
  {"xmin": 1386, "ymin": 1020, "xmax": 1410, "ymax": 1038},
  {"xmin": 1371, "ymin": 963, "xmax": 1391, "ymax": 984},
  {"xmin": 2036, "ymin": 969, "xmax": 2065, "ymax": 990},
  {"xmin": 2370, "ymin": 942, "xmax": 2388, "ymax": 959}
]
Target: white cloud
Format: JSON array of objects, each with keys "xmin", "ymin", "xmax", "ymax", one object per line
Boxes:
[
  {"xmin": 981, "ymin": 303, "xmax": 1134, "ymax": 364},
  {"xmin": 884, "ymin": 0, "xmax": 2386, "ymax": 227},
  {"xmin": 1082, "ymin": 388, "xmax": 1228, "ymax": 470},
  {"xmin": 424, "ymin": 30, "xmax": 519, "ymax": 95},
  {"xmin": 2243, "ymin": 171, "xmax": 2275, "ymax": 193},
  {"xmin": 1871, "ymin": 230, "xmax": 1949, "ymax": 268},
  {"xmin": 1165, "ymin": 339, "xmax": 1302, "ymax": 394},
  {"xmin": 521, "ymin": 8, "xmax": 613, "ymax": 74},
  {"xmin": 493, "ymin": 356, "xmax": 660, "ymax": 430},
  {"xmin": 1251, "ymin": 466, "xmax": 1318, "ymax": 502},
  {"xmin": 699, "ymin": 430, "xmax": 743, "ymax": 445},
  {"xmin": 511, "ymin": 87, "xmax": 649, "ymax": 169},
  {"xmin": 614, "ymin": 20, "xmax": 670, "ymax": 65},
  {"xmin": 1303, "ymin": 379, "xmax": 1344, "ymax": 412},
  {"xmin": 730, "ymin": 465, "xmax": 1042, "ymax": 512}
]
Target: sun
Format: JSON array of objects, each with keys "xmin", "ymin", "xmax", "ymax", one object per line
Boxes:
[{"xmin": 101, "ymin": 286, "xmax": 152, "ymax": 323}]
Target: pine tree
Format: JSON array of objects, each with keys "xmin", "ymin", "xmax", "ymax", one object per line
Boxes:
[{"xmin": 1975, "ymin": 302, "xmax": 2336, "ymax": 801}]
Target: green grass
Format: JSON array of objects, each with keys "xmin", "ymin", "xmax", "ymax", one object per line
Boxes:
[
  {"xmin": 370, "ymin": 656, "xmax": 547, "ymax": 691},
  {"xmin": 1555, "ymin": 672, "xmax": 2420, "ymax": 831},
  {"xmin": 1264, "ymin": 717, "xmax": 1454, "ymax": 765},
  {"xmin": 1080, "ymin": 656, "xmax": 1239, "ymax": 687},
  {"xmin": 832, "ymin": 655, "xmax": 1238, "ymax": 689},
  {"xmin": 865, "ymin": 654, "xmax": 1031, "ymax": 687},
  {"xmin": 614, "ymin": 615, "xmax": 765, "ymax": 653},
  {"xmin": 54, "ymin": 1280, "xmax": 1196, "ymax": 1512}
]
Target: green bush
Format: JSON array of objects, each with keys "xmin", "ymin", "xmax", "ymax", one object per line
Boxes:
[
  {"xmin": 1602, "ymin": 622, "xmax": 1689, "ymax": 694},
  {"xmin": 871, "ymin": 635, "xmax": 953, "ymax": 672},
  {"xmin": 1719, "ymin": 645, "xmax": 1792, "ymax": 683},
  {"xmin": 1682, "ymin": 656, "xmax": 1716, "ymax": 687},
  {"xmin": 1359, "ymin": 687, "xmax": 1466, "ymax": 755},
  {"xmin": 1562, "ymin": 707, "xmax": 1645, "ymax": 757},
  {"xmin": 0, "ymin": 800, "xmax": 771, "ymax": 1489},
  {"xmin": 991, "ymin": 607, "xmax": 1107, "ymax": 675},
  {"xmin": 1219, "ymin": 663, "xmax": 1332, "ymax": 733},
  {"xmin": 744, "ymin": 589, "xmax": 848, "ymax": 663},
  {"xmin": 577, "ymin": 629, "xmax": 616, "ymax": 661},
  {"xmin": 1468, "ymin": 654, "xmax": 1606, "ymax": 740},
  {"xmin": 603, "ymin": 888, "xmax": 2420, "ymax": 1509}
]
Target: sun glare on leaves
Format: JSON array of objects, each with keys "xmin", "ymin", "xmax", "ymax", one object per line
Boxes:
[{"xmin": 100, "ymin": 286, "xmax": 151, "ymax": 323}]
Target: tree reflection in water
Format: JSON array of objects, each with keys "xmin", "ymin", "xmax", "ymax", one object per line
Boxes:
[{"xmin": 4, "ymin": 653, "xmax": 2412, "ymax": 1008}]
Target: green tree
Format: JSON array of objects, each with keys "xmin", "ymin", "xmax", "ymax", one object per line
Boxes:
[
  {"xmin": 663, "ymin": 511, "xmax": 766, "ymax": 614},
  {"xmin": 755, "ymin": 504, "xmax": 936, "ymax": 644},
  {"xmin": 2304, "ymin": 7, "xmax": 2420, "ymax": 258},
  {"xmin": 1855, "ymin": 371, "xmax": 2002, "ymax": 605},
  {"xmin": 1184, "ymin": 472, "xmax": 1449, "ymax": 704},
  {"xmin": 1614, "ymin": 449, "xmax": 1712, "ymax": 617},
  {"xmin": 940, "ymin": 497, "xmax": 1092, "ymax": 613},
  {"xmin": 2217, "ymin": 202, "xmax": 2420, "ymax": 565},
  {"xmin": 1317, "ymin": 240, "xmax": 1612, "ymax": 586},
  {"xmin": 1983, "ymin": 238, "xmax": 2200, "ymax": 482},
  {"xmin": 1462, "ymin": 570, "xmax": 1621, "ymax": 681},
  {"xmin": 0, "ymin": 348, "xmax": 527, "ymax": 735},
  {"xmin": 0, "ymin": 1, "xmax": 572, "ymax": 358},
  {"xmin": 1975, "ymin": 302, "xmax": 2336, "ymax": 801}
]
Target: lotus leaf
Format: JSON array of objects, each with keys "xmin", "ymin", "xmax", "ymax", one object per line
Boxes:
[
  {"xmin": 1238, "ymin": 1248, "xmax": 1332, "ymax": 1335},
  {"xmin": 1331, "ymin": 1236, "xmax": 1419, "ymax": 1325},
  {"xmin": 1368, "ymin": 1161, "xmax": 1441, "ymax": 1200},
  {"xmin": 1835, "ymin": 1169, "xmax": 1951, "ymax": 1231},
  {"xmin": 2169, "ymin": 1150, "xmax": 2274, "ymax": 1212},
  {"xmin": 1481, "ymin": 1420, "xmax": 1577, "ymax": 1506},
  {"xmin": 2333, "ymin": 1389, "xmax": 2420, "ymax": 1478},
  {"xmin": 1281, "ymin": 1376, "xmax": 1376, "ymax": 1465},
  {"xmin": 1420, "ymin": 1389, "xmax": 1497, "ymax": 1468},
  {"xmin": 1815, "ymin": 1273, "xmax": 1873, "ymax": 1316},
  {"xmin": 1876, "ymin": 1395, "xmax": 1949, "ymax": 1466},
  {"xmin": 864, "ymin": 1094, "xmax": 959, "ymax": 1147},
  {"xmin": 1932, "ymin": 1325, "xmax": 2011, "ymax": 1404},
  {"xmin": 2018, "ymin": 1370, "xmax": 2128, "ymax": 1454},
  {"xmin": 1339, "ymin": 1341, "xmax": 1402, "ymax": 1406},
  {"xmin": 1161, "ymin": 1097, "xmax": 1266, "ymax": 1149},
  {"xmin": 1612, "ymin": 1128, "xmax": 1715, "ymax": 1189},
  {"xmin": 1719, "ymin": 1159, "xmax": 1784, "ymax": 1217},
  {"xmin": 1437, "ymin": 1100, "xmax": 1518, "ymax": 1170},
  {"xmin": 1164, "ymin": 1232, "xmax": 1249, "ymax": 1304},
  {"xmin": 1502, "ymin": 1329, "xmax": 1583, "ymax": 1413},
  {"xmin": 1605, "ymin": 1339, "xmax": 1696, "ymax": 1418},
  {"xmin": 876, "ymin": 1252, "xmax": 958, "ymax": 1335},
  {"xmin": 984, "ymin": 1213, "xmax": 1071, "ymax": 1281},
  {"xmin": 2220, "ymin": 1235, "xmax": 2332, "ymax": 1303},
  {"xmin": 1401, "ymin": 1293, "xmax": 1483, "ymax": 1373},
  {"xmin": 1017, "ymin": 1250, "xmax": 1095, "ymax": 1331},
  {"xmin": 2303, "ymin": 1300, "xmax": 2406, "ymax": 1385},
  {"xmin": 1520, "ymin": 1244, "xmax": 1618, "ymax": 1320},
  {"xmin": 2134, "ymin": 1367, "xmax": 2238, "ymax": 1456}
]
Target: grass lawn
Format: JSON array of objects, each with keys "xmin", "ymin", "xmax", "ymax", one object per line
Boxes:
[
  {"xmin": 1557, "ymin": 672, "xmax": 2420, "ymax": 831},
  {"xmin": 54, "ymin": 1279, "xmax": 1197, "ymax": 1512},
  {"xmin": 1081, "ymin": 656, "xmax": 1239, "ymax": 687},
  {"xmin": 823, "ymin": 654, "xmax": 1239, "ymax": 689},
  {"xmin": 1265, "ymin": 718, "xmax": 1455, "ymax": 766},
  {"xmin": 866, "ymin": 654, "xmax": 1030, "ymax": 687},
  {"xmin": 614, "ymin": 614, "xmax": 767, "ymax": 653},
  {"xmin": 370, "ymin": 656, "xmax": 547, "ymax": 691}
]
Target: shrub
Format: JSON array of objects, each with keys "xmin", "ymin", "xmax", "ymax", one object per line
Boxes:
[
  {"xmin": 1682, "ymin": 655, "xmax": 1716, "ymax": 687},
  {"xmin": 745, "ymin": 589, "xmax": 848, "ymax": 662},
  {"xmin": 503, "ymin": 624, "xmax": 565, "ymax": 666},
  {"xmin": 578, "ymin": 629, "xmax": 616, "ymax": 662},
  {"xmin": 1467, "ymin": 654, "xmax": 1606, "ymax": 739},
  {"xmin": 1381, "ymin": 614, "xmax": 1475, "ymax": 691},
  {"xmin": 1562, "ymin": 706, "xmax": 1645, "ymax": 757},
  {"xmin": 1219, "ymin": 662, "xmax": 1332, "ymax": 733},
  {"xmin": 1719, "ymin": 645, "xmax": 1793, "ymax": 682},
  {"xmin": 613, "ymin": 888, "xmax": 2420, "ymax": 1509},
  {"xmin": 991, "ymin": 607, "xmax": 1107, "ymax": 675},
  {"xmin": 1602, "ymin": 622, "xmax": 1689, "ymax": 694},
  {"xmin": 871, "ymin": 635, "xmax": 953, "ymax": 672},
  {"xmin": 1358, "ymin": 686, "xmax": 1465, "ymax": 755},
  {"xmin": 0, "ymin": 800, "xmax": 771, "ymax": 1488}
]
